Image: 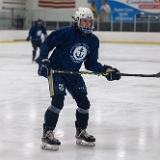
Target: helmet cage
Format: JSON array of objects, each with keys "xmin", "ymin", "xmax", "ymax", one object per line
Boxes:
[
  {"xmin": 77, "ymin": 19, "xmax": 94, "ymax": 34},
  {"xmin": 74, "ymin": 7, "xmax": 94, "ymax": 35}
]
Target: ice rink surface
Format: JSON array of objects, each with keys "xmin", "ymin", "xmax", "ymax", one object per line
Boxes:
[{"xmin": 0, "ymin": 41, "xmax": 160, "ymax": 160}]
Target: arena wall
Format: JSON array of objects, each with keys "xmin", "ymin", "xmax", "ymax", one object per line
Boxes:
[{"xmin": 0, "ymin": 31, "xmax": 159, "ymax": 44}]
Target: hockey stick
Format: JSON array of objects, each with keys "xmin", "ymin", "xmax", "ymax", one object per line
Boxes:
[
  {"xmin": 51, "ymin": 70, "xmax": 160, "ymax": 78},
  {"xmin": 48, "ymin": 71, "xmax": 54, "ymax": 97}
]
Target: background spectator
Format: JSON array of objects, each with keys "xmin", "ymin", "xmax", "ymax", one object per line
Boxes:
[
  {"xmin": 90, "ymin": 1, "xmax": 99, "ymax": 22},
  {"xmin": 99, "ymin": 0, "xmax": 111, "ymax": 22}
]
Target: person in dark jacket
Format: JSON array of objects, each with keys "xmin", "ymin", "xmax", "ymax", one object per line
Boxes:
[
  {"xmin": 36, "ymin": 7, "xmax": 121, "ymax": 151},
  {"xmin": 26, "ymin": 19, "xmax": 47, "ymax": 61}
]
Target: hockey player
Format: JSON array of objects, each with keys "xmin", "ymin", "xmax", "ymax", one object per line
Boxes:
[
  {"xmin": 36, "ymin": 7, "xmax": 121, "ymax": 151},
  {"xmin": 26, "ymin": 19, "xmax": 47, "ymax": 61}
]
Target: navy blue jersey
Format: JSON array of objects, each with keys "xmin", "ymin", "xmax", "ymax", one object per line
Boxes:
[
  {"xmin": 39, "ymin": 26, "xmax": 103, "ymax": 80},
  {"xmin": 28, "ymin": 25, "xmax": 47, "ymax": 42}
]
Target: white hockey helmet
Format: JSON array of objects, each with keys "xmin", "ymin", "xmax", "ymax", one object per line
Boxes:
[{"xmin": 74, "ymin": 7, "xmax": 94, "ymax": 35}]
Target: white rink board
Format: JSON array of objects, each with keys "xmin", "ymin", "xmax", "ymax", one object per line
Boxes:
[{"xmin": 0, "ymin": 30, "xmax": 160, "ymax": 44}]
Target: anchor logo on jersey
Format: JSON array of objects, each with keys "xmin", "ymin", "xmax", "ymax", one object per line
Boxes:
[
  {"xmin": 70, "ymin": 43, "xmax": 89, "ymax": 63},
  {"xmin": 75, "ymin": 47, "xmax": 85, "ymax": 59}
]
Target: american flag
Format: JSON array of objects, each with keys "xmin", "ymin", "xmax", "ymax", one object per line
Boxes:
[{"xmin": 38, "ymin": 0, "xmax": 75, "ymax": 8}]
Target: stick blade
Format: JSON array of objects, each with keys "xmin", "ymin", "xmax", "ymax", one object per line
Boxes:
[{"xmin": 155, "ymin": 72, "xmax": 160, "ymax": 78}]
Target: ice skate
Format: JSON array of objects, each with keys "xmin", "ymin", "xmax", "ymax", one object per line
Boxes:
[
  {"xmin": 75, "ymin": 124, "xmax": 95, "ymax": 147},
  {"xmin": 41, "ymin": 130, "xmax": 61, "ymax": 151},
  {"xmin": 32, "ymin": 59, "xmax": 35, "ymax": 62}
]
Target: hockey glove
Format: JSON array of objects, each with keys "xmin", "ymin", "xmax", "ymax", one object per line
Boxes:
[
  {"xmin": 36, "ymin": 58, "xmax": 51, "ymax": 78},
  {"xmin": 26, "ymin": 36, "xmax": 30, "ymax": 41},
  {"xmin": 103, "ymin": 65, "xmax": 121, "ymax": 81}
]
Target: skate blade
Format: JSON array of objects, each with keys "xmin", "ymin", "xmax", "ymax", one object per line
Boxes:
[
  {"xmin": 76, "ymin": 139, "xmax": 95, "ymax": 147},
  {"xmin": 41, "ymin": 142, "xmax": 59, "ymax": 151}
]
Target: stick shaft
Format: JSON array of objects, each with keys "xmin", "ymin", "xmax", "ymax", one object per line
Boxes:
[
  {"xmin": 119, "ymin": 73, "xmax": 158, "ymax": 77},
  {"xmin": 52, "ymin": 70, "xmax": 160, "ymax": 78},
  {"xmin": 48, "ymin": 74, "xmax": 54, "ymax": 97}
]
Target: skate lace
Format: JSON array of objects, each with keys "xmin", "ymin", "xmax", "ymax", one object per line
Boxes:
[
  {"xmin": 45, "ymin": 130, "xmax": 56, "ymax": 141},
  {"xmin": 79, "ymin": 130, "xmax": 90, "ymax": 138}
]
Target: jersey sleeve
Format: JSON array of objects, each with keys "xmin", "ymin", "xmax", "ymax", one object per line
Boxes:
[
  {"xmin": 39, "ymin": 27, "xmax": 69, "ymax": 59},
  {"xmin": 42, "ymin": 26, "xmax": 47, "ymax": 36},
  {"xmin": 28, "ymin": 26, "xmax": 34, "ymax": 37}
]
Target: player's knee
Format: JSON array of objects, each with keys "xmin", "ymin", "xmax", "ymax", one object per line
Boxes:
[
  {"xmin": 74, "ymin": 93, "xmax": 90, "ymax": 110},
  {"xmin": 48, "ymin": 95, "xmax": 65, "ymax": 114},
  {"xmin": 51, "ymin": 95, "xmax": 64, "ymax": 109}
]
